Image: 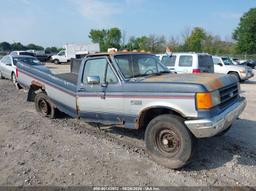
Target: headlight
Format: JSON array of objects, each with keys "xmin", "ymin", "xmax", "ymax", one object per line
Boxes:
[
  {"xmin": 196, "ymin": 90, "xmax": 220, "ymax": 110},
  {"xmin": 239, "ymin": 69, "xmax": 246, "ymax": 73}
]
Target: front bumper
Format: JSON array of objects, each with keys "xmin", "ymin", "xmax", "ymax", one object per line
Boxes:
[
  {"xmin": 240, "ymin": 71, "xmax": 254, "ymax": 80},
  {"xmin": 185, "ymin": 97, "xmax": 246, "ymax": 138}
]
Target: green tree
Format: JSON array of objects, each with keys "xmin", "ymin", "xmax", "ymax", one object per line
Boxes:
[
  {"xmin": 147, "ymin": 35, "xmax": 166, "ymax": 53},
  {"xmin": 89, "ymin": 28, "xmax": 122, "ymax": 51},
  {"xmin": 0, "ymin": 42, "xmax": 11, "ymax": 51},
  {"xmin": 45, "ymin": 47, "xmax": 61, "ymax": 54},
  {"xmin": 184, "ymin": 27, "xmax": 207, "ymax": 52},
  {"xmin": 233, "ymin": 8, "xmax": 256, "ymax": 54},
  {"xmin": 11, "ymin": 42, "xmax": 26, "ymax": 50},
  {"xmin": 26, "ymin": 43, "xmax": 44, "ymax": 51},
  {"xmin": 126, "ymin": 36, "xmax": 149, "ymax": 51}
]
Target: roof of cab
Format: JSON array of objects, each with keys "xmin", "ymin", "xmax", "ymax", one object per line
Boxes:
[{"xmin": 86, "ymin": 51, "xmax": 153, "ymax": 58}]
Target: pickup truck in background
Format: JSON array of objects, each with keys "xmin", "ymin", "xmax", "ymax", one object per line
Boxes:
[
  {"xmin": 17, "ymin": 52, "xmax": 246, "ymax": 169},
  {"xmin": 50, "ymin": 43, "xmax": 100, "ymax": 64},
  {"xmin": 213, "ymin": 56, "xmax": 254, "ymax": 81}
]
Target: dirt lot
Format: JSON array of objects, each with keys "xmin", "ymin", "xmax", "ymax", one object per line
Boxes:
[{"xmin": 0, "ymin": 64, "xmax": 256, "ymax": 186}]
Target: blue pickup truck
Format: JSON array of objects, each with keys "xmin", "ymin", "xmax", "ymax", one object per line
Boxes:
[{"xmin": 17, "ymin": 52, "xmax": 246, "ymax": 169}]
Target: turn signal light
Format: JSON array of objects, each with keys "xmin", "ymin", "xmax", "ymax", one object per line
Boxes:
[{"xmin": 196, "ymin": 93, "xmax": 213, "ymax": 109}]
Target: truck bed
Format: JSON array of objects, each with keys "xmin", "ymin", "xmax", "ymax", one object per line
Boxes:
[{"xmin": 55, "ymin": 73, "xmax": 78, "ymax": 85}]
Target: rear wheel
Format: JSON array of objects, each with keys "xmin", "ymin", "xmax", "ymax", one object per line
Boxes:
[
  {"xmin": 11, "ymin": 72, "xmax": 17, "ymax": 84},
  {"xmin": 35, "ymin": 92, "xmax": 56, "ymax": 119},
  {"xmin": 145, "ymin": 114, "xmax": 194, "ymax": 169},
  {"xmin": 53, "ymin": 59, "xmax": 60, "ymax": 64}
]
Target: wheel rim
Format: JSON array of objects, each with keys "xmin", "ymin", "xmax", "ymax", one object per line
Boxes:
[
  {"xmin": 155, "ymin": 128, "xmax": 181, "ymax": 155},
  {"xmin": 38, "ymin": 99, "xmax": 49, "ymax": 115}
]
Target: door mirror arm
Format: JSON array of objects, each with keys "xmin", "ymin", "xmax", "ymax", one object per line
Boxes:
[{"xmin": 101, "ymin": 82, "xmax": 108, "ymax": 88}]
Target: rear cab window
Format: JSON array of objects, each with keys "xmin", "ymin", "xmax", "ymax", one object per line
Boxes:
[{"xmin": 178, "ymin": 55, "xmax": 192, "ymax": 67}]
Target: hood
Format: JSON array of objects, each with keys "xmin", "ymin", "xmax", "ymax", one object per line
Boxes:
[{"xmin": 141, "ymin": 73, "xmax": 238, "ymax": 92}]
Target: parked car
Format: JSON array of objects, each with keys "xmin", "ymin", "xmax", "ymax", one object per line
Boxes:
[
  {"xmin": 51, "ymin": 43, "xmax": 100, "ymax": 64},
  {"xmin": 0, "ymin": 55, "xmax": 51, "ymax": 84},
  {"xmin": 239, "ymin": 60, "xmax": 256, "ymax": 69},
  {"xmin": 17, "ymin": 52, "xmax": 246, "ymax": 169},
  {"xmin": 157, "ymin": 53, "xmax": 214, "ymax": 74},
  {"xmin": 10, "ymin": 51, "xmax": 35, "ymax": 57},
  {"xmin": 230, "ymin": 58, "xmax": 240, "ymax": 65},
  {"xmin": 212, "ymin": 56, "xmax": 254, "ymax": 81}
]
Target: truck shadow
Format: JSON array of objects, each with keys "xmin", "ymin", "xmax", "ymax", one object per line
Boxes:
[
  {"xmin": 104, "ymin": 119, "xmax": 256, "ymax": 171},
  {"xmin": 241, "ymin": 80, "xmax": 256, "ymax": 84}
]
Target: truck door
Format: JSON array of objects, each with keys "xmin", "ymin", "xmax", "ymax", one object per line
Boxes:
[{"xmin": 77, "ymin": 57, "xmax": 124, "ymax": 124}]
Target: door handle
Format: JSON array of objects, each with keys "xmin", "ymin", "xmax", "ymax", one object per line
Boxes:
[{"xmin": 78, "ymin": 88, "xmax": 85, "ymax": 92}]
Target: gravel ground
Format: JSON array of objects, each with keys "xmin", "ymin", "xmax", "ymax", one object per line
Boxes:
[{"xmin": 0, "ymin": 68, "xmax": 256, "ymax": 186}]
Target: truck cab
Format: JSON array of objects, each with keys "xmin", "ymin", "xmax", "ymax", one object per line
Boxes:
[{"xmin": 51, "ymin": 50, "xmax": 68, "ymax": 64}]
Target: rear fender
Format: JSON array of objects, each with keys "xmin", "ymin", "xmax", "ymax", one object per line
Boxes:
[{"xmin": 27, "ymin": 80, "xmax": 46, "ymax": 102}]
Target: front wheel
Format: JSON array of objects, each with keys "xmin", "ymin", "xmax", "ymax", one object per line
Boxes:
[
  {"xmin": 145, "ymin": 114, "xmax": 194, "ymax": 169},
  {"xmin": 35, "ymin": 92, "xmax": 56, "ymax": 119},
  {"xmin": 229, "ymin": 72, "xmax": 241, "ymax": 82}
]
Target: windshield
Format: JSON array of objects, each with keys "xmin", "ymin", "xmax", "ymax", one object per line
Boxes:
[
  {"xmin": 222, "ymin": 57, "xmax": 233, "ymax": 65},
  {"xmin": 114, "ymin": 54, "xmax": 169, "ymax": 79},
  {"xmin": 161, "ymin": 55, "xmax": 176, "ymax": 67},
  {"xmin": 13, "ymin": 57, "xmax": 42, "ymax": 66}
]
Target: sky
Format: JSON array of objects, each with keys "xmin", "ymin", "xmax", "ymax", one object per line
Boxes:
[{"xmin": 0, "ymin": 0, "xmax": 255, "ymax": 47}]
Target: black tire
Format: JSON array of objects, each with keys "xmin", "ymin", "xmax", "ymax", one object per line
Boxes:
[
  {"xmin": 145, "ymin": 114, "xmax": 194, "ymax": 169},
  {"xmin": 35, "ymin": 92, "xmax": 56, "ymax": 119},
  {"xmin": 215, "ymin": 125, "xmax": 232, "ymax": 137},
  {"xmin": 11, "ymin": 72, "xmax": 17, "ymax": 84},
  {"xmin": 229, "ymin": 72, "xmax": 241, "ymax": 82},
  {"xmin": 0, "ymin": 71, "xmax": 4, "ymax": 79},
  {"xmin": 53, "ymin": 59, "xmax": 60, "ymax": 65}
]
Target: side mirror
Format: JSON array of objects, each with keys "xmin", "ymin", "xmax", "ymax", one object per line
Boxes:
[
  {"xmin": 87, "ymin": 76, "xmax": 100, "ymax": 85},
  {"xmin": 217, "ymin": 63, "xmax": 223, "ymax": 66}
]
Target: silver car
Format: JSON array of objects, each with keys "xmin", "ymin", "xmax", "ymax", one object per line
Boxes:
[{"xmin": 0, "ymin": 55, "xmax": 51, "ymax": 84}]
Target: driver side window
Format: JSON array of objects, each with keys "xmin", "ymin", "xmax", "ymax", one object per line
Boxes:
[
  {"xmin": 82, "ymin": 58, "xmax": 118, "ymax": 84},
  {"xmin": 83, "ymin": 58, "xmax": 107, "ymax": 84}
]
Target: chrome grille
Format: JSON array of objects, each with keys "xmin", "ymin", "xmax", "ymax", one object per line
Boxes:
[{"xmin": 219, "ymin": 83, "xmax": 239, "ymax": 108}]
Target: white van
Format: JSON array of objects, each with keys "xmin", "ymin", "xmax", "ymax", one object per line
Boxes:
[{"xmin": 157, "ymin": 53, "xmax": 214, "ymax": 74}]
